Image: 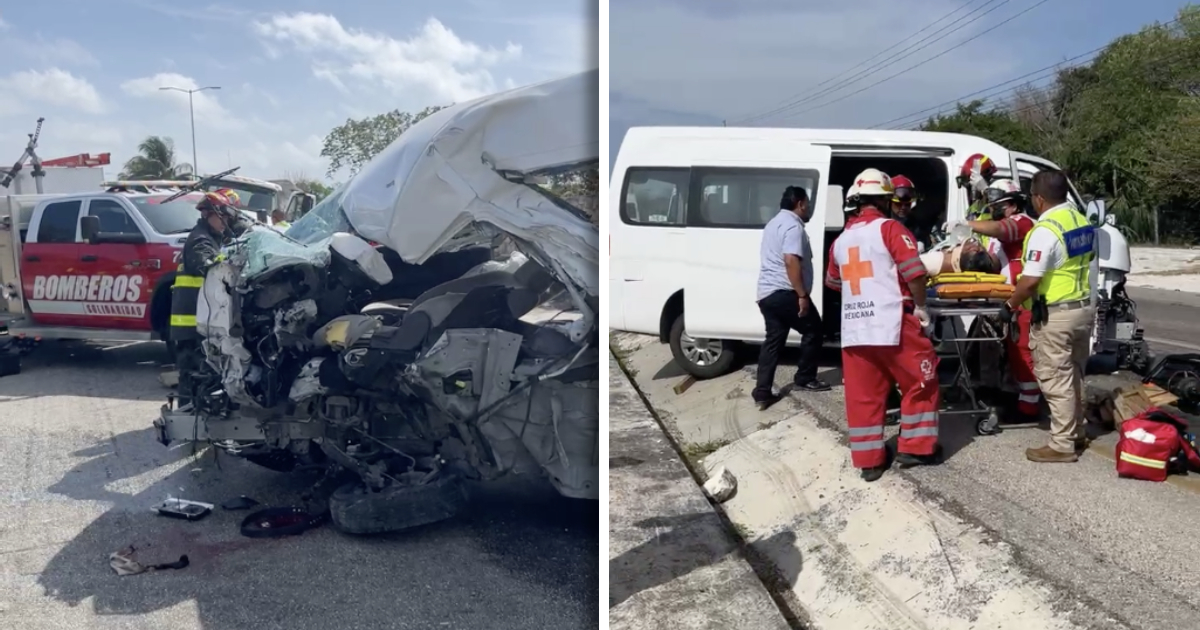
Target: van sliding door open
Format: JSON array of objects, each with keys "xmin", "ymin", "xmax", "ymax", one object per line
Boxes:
[{"xmin": 683, "ymin": 143, "xmax": 832, "ymax": 341}]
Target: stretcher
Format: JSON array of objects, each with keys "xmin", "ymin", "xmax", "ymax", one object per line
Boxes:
[{"xmin": 886, "ymin": 274, "xmax": 1015, "ymax": 436}]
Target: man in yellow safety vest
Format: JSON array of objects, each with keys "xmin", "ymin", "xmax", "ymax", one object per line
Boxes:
[{"xmin": 1001, "ymin": 170, "xmax": 1095, "ymax": 463}]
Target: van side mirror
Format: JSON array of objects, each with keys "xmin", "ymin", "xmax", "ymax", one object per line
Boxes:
[{"xmin": 80, "ymin": 215, "xmax": 100, "ymax": 243}]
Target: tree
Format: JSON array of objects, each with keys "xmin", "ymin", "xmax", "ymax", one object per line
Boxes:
[
  {"xmin": 320, "ymin": 105, "xmax": 445, "ymax": 178},
  {"xmin": 911, "ymin": 5, "xmax": 1200, "ymax": 243},
  {"xmin": 296, "ymin": 178, "xmax": 333, "ymax": 201},
  {"xmin": 320, "ymin": 104, "xmax": 600, "ymax": 222},
  {"xmin": 119, "ymin": 136, "xmax": 193, "ymax": 180},
  {"xmin": 920, "ymin": 100, "xmax": 1041, "ymax": 154}
]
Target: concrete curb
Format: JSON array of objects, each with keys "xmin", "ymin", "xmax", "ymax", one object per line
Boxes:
[
  {"xmin": 608, "ymin": 352, "xmax": 797, "ymax": 630},
  {"xmin": 612, "ymin": 332, "xmax": 1123, "ymax": 630}
]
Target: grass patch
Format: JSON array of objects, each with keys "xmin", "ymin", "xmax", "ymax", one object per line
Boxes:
[
  {"xmin": 682, "ymin": 439, "xmax": 731, "ymax": 468},
  {"xmin": 609, "ymin": 332, "xmax": 639, "ymax": 376}
]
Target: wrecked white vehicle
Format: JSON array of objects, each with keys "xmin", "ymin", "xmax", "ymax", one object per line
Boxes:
[{"xmin": 154, "ymin": 69, "xmax": 599, "ymax": 534}]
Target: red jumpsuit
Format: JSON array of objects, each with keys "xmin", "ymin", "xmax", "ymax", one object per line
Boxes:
[
  {"xmin": 987, "ymin": 214, "xmax": 1040, "ymax": 417},
  {"xmin": 826, "ymin": 208, "xmax": 940, "ymax": 469}
]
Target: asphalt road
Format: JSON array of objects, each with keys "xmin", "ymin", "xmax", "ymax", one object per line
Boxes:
[
  {"xmin": 1127, "ymin": 285, "xmax": 1200, "ymax": 356},
  {"xmin": 614, "ymin": 285, "xmax": 1200, "ymax": 630},
  {"xmin": 0, "ymin": 341, "xmax": 599, "ymax": 630}
]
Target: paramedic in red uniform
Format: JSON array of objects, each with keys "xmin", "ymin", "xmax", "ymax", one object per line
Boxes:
[
  {"xmin": 968, "ymin": 178, "xmax": 1041, "ymax": 422},
  {"xmin": 826, "ymin": 169, "xmax": 942, "ymax": 482}
]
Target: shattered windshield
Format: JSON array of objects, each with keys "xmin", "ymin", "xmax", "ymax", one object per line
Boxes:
[
  {"xmin": 285, "ymin": 184, "xmax": 353, "ymax": 246},
  {"xmin": 234, "ymin": 226, "xmax": 331, "ymax": 281}
]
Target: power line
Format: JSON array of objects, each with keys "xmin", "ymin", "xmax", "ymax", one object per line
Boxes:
[
  {"xmin": 907, "ymin": 43, "xmax": 1200, "ymax": 130},
  {"xmin": 772, "ymin": 0, "xmax": 1056, "ymax": 124},
  {"xmin": 732, "ymin": 0, "xmax": 1006, "ymax": 126},
  {"xmin": 750, "ymin": 0, "xmax": 1011, "ymax": 124},
  {"xmin": 873, "ymin": 15, "xmax": 1185, "ymax": 130},
  {"xmin": 869, "ymin": 47, "xmax": 1106, "ymax": 129}
]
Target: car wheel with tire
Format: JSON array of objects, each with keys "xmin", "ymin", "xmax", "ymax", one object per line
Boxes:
[
  {"xmin": 329, "ymin": 472, "xmax": 469, "ymax": 535},
  {"xmin": 668, "ymin": 313, "xmax": 737, "ymax": 379}
]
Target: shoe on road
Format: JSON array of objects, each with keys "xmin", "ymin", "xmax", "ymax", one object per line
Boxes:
[
  {"xmin": 793, "ymin": 379, "xmax": 832, "ymax": 392},
  {"xmin": 1026, "ymin": 445, "xmax": 1079, "ymax": 463},
  {"xmin": 754, "ymin": 393, "xmax": 782, "ymax": 411},
  {"xmin": 896, "ymin": 444, "xmax": 943, "ymax": 468}
]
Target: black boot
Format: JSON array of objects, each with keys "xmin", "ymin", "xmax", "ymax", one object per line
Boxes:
[
  {"xmin": 861, "ymin": 465, "xmax": 888, "ymax": 482},
  {"xmin": 895, "ymin": 444, "xmax": 944, "ymax": 468}
]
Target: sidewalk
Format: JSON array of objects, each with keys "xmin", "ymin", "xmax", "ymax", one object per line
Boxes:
[
  {"xmin": 611, "ymin": 332, "xmax": 1127, "ymax": 630},
  {"xmin": 608, "ymin": 353, "xmax": 791, "ymax": 630}
]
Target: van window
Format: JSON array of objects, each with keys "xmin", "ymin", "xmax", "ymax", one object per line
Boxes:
[
  {"xmin": 690, "ymin": 168, "xmax": 818, "ymax": 229},
  {"xmin": 621, "ymin": 168, "xmax": 689, "ymax": 226},
  {"xmin": 38, "ymin": 200, "xmax": 82, "ymax": 243}
]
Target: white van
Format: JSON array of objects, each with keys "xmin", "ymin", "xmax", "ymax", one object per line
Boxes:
[{"xmin": 608, "ymin": 126, "xmax": 1092, "ymax": 379}]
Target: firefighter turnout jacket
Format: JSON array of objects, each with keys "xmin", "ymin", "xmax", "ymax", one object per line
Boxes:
[{"xmin": 169, "ymin": 219, "xmax": 227, "ymax": 341}]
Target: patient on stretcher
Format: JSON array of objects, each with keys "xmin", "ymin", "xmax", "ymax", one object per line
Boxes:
[
  {"xmin": 919, "ymin": 229, "xmax": 1012, "ymax": 300},
  {"xmin": 919, "ymin": 237, "xmax": 1000, "ymax": 276}
]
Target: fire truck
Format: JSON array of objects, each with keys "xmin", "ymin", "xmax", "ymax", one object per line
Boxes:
[
  {"xmin": 0, "ymin": 169, "xmax": 302, "ymax": 359},
  {"xmin": 102, "ymin": 173, "xmax": 315, "ymax": 224}
]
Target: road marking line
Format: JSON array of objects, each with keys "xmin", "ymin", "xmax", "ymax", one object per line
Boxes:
[{"xmin": 1144, "ymin": 336, "xmax": 1200, "ymax": 352}]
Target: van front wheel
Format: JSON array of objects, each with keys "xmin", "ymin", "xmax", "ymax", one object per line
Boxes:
[{"xmin": 669, "ymin": 314, "xmax": 736, "ymax": 379}]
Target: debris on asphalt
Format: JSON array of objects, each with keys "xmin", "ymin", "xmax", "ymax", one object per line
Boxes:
[
  {"xmin": 221, "ymin": 495, "xmax": 260, "ymax": 511},
  {"xmin": 240, "ymin": 506, "xmax": 327, "ymax": 539},
  {"xmin": 1111, "ymin": 383, "xmax": 1178, "ymax": 426},
  {"xmin": 153, "ymin": 497, "xmax": 214, "ymax": 521},
  {"xmin": 703, "ymin": 465, "xmax": 738, "ymax": 503},
  {"xmin": 109, "ymin": 546, "xmax": 190, "ymax": 576},
  {"xmin": 158, "ymin": 368, "xmax": 179, "ymax": 388},
  {"xmin": 0, "ymin": 332, "xmax": 20, "ymax": 377}
]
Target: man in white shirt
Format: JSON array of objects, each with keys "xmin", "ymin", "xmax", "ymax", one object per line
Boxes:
[
  {"xmin": 1002, "ymin": 170, "xmax": 1095, "ymax": 463},
  {"xmin": 753, "ymin": 185, "xmax": 831, "ymax": 410}
]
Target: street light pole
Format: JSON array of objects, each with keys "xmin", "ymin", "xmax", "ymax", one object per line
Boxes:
[{"xmin": 158, "ymin": 85, "xmax": 220, "ymax": 179}]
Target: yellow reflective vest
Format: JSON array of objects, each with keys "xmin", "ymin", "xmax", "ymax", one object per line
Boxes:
[{"xmin": 1019, "ymin": 204, "xmax": 1094, "ymax": 308}]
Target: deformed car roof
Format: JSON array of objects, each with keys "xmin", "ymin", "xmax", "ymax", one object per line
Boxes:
[{"xmin": 335, "ymin": 68, "xmax": 599, "ymax": 298}]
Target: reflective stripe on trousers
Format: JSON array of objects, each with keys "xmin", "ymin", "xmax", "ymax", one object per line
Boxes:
[
  {"xmin": 848, "ymin": 425, "xmax": 886, "ymax": 454},
  {"xmin": 900, "ymin": 411, "xmax": 938, "ymax": 440},
  {"xmin": 1018, "ymin": 381, "xmax": 1042, "ymax": 405},
  {"xmin": 842, "ymin": 313, "xmax": 941, "ymax": 469}
]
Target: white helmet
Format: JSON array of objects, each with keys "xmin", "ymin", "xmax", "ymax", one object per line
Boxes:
[
  {"xmin": 845, "ymin": 168, "xmax": 893, "ymax": 210},
  {"xmin": 983, "ymin": 178, "xmax": 1023, "ymax": 207}
]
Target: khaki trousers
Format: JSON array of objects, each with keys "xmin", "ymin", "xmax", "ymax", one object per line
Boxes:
[{"xmin": 1029, "ymin": 305, "xmax": 1093, "ymax": 453}]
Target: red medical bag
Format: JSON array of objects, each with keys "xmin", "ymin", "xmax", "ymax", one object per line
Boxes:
[{"xmin": 1115, "ymin": 408, "xmax": 1200, "ymax": 482}]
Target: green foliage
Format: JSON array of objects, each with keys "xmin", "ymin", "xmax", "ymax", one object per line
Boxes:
[
  {"xmin": 320, "ymin": 105, "xmax": 445, "ymax": 178},
  {"xmin": 119, "ymin": 136, "xmax": 193, "ymax": 180},
  {"xmin": 918, "ymin": 5, "xmax": 1200, "ymax": 243},
  {"xmin": 320, "ymin": 104, "xmax": 600, "ymax": 221},
  {"xmin": 295, "ymin": 178, "xmax": 333, "ymax": 201}
]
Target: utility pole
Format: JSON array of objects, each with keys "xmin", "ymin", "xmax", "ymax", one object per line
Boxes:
[{"xmin": 158, "ymin": 85, "xmax": 220, "ymax": 179}]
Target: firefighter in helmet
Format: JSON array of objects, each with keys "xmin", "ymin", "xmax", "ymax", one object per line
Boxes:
[{"xmin": 169, "ymin": 191, "xmax": 252, "ymax": 409}]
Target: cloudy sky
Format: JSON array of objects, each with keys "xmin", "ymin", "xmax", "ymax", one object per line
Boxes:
[
  {"xmin": 0, "ymin": 0, "xmax": 597, "ymax": 184},
  {"xmin": 610, "ymin": 0, "xmax": 1185, "ymax": 161}
]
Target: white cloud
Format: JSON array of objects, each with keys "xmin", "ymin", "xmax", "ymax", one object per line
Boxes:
[
  {"xmin": 253, "ymin": 13, "xmax": 523, "ymax": 103},
  {"xmin": 120, "ymin": 72, "xmax": 242, "ymax": 130},
  {"xmin": 3, "ymin": 35, "xmax": 100, "ymax": 68},
  {"xmin": 0, "ymin": 68, "xmax": 106, "ymax": 114}
]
